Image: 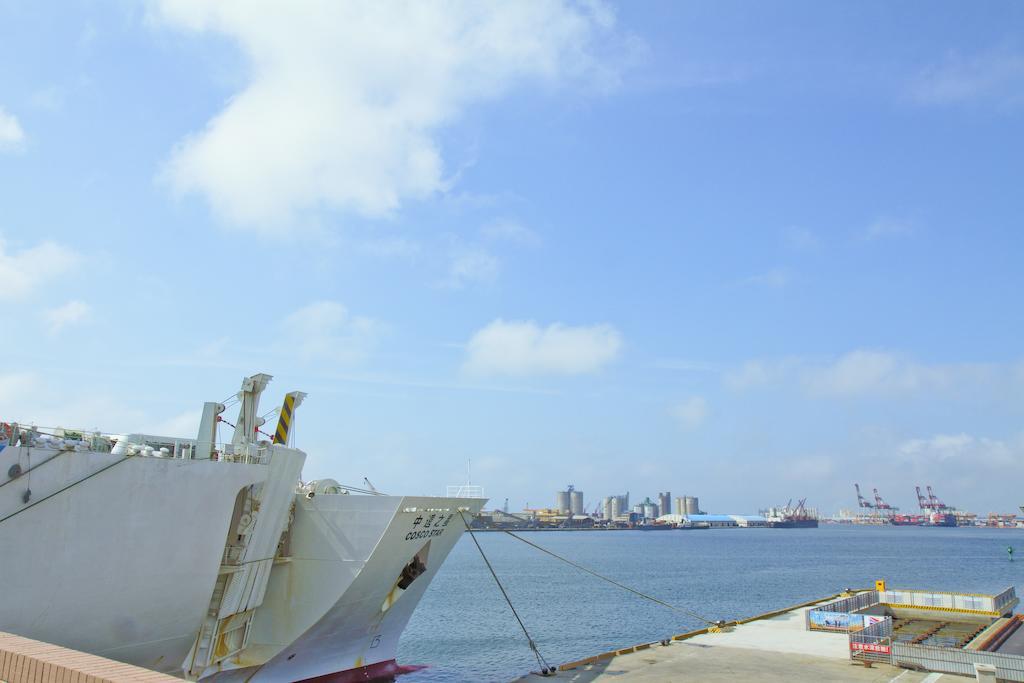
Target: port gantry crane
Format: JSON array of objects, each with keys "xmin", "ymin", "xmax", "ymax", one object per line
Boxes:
[
  {"xmin": 855, "ymin": 483, "xmax": 875, "ymax": 508},
  {"xmin": 915, "ymin": 485, "xmax": 952, "ymax": 512},
  {"xmin": 873, "ymin": 488, "xmax": 898, "ymax": 511}
]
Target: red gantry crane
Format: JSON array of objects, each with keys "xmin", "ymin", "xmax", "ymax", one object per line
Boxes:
[
  {"xmin": 855, "ymin": 484, "xmax": 875, "ymax": 509},
  {"xmin": 873, "ymin": 488, "xmax": 898, "ymax": 511}
]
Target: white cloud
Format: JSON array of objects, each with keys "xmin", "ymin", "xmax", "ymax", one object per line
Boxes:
[
  {"xmin": 800, "ymin": 350, "xmax": 993, "ymax": 397},
  {"xmin": 481, "ymin": 219, "xmax": 541, "ymax": 247},
  {"xmin": 43, "ymin": 300, "xmax": 91, "ymax": 334},
  {"xmin": 147, "ymin": 410, "xmax": 202, "ymax": 438},
  {"xmin": 0, "ymin": 237, "xmax": 81, "ymax": 301},
  {"xmin": 782, "ymin": 455, "xmax": 836, "ymax": 482},
  {"xmin": 727, "ymin": 350, "xmax": 1000, "ymax": 398},
  {"xmin": 0, "ymin": 372, "xmax": 35, "ymax": 406},
  {"xmin": 464, "ymin": 319, "xmax": 622, "ymax": 376},
  {"xmin": 653, "ymin": 359, "xmax": 718, "ymax": 373},
  {"xmin": 738, "ymin": 267, "xmax": 791, "ymax": 289},
  {"xmin": 670, "ymin": 396, "xmax": 707, "ymax": 430},
  {"xmin": 282, "ymin": 300, "xmax": 381, "ymax": 362},
  {"xmin": 28, "ymin": 87, "xmax": 66, "ymax": 113},
  {"xmin": 864, "ymin": 217, "xmax": 914, "ymax": 240},
  {"xmin": 153, "ymin": 1, "xmax": 627, "ymax": 230},
  {"xmin": 897, "ymin": 433, "xmax": 1020, "ymax": 470},
  {"xmin": 724, "ymin": 358, "xmax": 798, "ymax": 390},
  {"xmin": 0, "ymin": 371, "xmax": 198, "ymax": 437},
  {"xmin": 782, "ymin": 226, "xmax": 818, "ymax": 250},
  {"xmin": 361, "ymin": 236, "xmax": 421, "ymax": 260},
  {"xmin": 0, "ymin": 106, "xmax": 25, "ymax": 151},
  {"xmin": 911, "ymin": 50, "xmax": 1024, "ymax": 106},
  {"xmin": 445, "ymin": 246, "xmax": 499, "ymax": 289}
]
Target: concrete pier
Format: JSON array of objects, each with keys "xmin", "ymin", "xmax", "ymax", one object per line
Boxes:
[{"xmin": 519, "ymin": 598, "xmax": 959, "ymax": 682}]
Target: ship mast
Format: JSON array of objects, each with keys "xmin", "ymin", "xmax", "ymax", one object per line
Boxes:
[{"xmin": 232, "ymin": 373, "xmax": 272, "ymax": 449}]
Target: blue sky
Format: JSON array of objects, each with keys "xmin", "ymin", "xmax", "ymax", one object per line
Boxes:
[{"xmin": 1, "ymin": 1, "xmax": 1022, "ymax": 515}]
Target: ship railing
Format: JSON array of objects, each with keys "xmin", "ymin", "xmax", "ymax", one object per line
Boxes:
[
  {"xmin": 0, "ymin": 424, "xmax": 272, "ymax": 465},
  {"xmin": 210, "ymin": 442, "xmax": 270, "ymax": 465},
  {"xmin": 0, "ymin": 424, "xmax": 118, "ymax": 453}
]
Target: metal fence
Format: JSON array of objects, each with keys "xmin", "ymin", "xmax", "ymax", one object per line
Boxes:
[
  {"xmin": 995, "ymin": 587, "xmax": 1018, "ymax": 613},
  {"xmin": 805, "ymin": 591, "xmax": 879, "ymax": 632},
  {"xmin": 879, "ymin": 586, "xmax": 1017, "ymax": 614},
  {"xmin": 892, "ymin": 643, "xmax": 1024, "ymax": 681},
  {"xmin": 849, "ymin": 616, "xmax": 893, "ymax": 664}
]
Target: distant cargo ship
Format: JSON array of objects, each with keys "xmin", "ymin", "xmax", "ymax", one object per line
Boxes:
[
  {"xmin": 927, "ymin": 512, "xmax": 958, "ymax": 527},
  {"xmin": 768, "ymin": 517, "xmax": 819, "ymax": 529},
  {"xmin": 764, "ymin": 498, "xmax": 819, "ymax": 529},
  {"xmin": 890, "ymin": 514, "xmax": 926, "ymax": 526}
]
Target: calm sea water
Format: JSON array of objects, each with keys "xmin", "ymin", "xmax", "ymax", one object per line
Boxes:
[{"xmin": 397, "ymin": 525, "xmax": 1024, "ymax": 682}]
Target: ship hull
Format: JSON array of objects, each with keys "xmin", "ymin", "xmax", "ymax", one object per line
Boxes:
[
  {"xmin": 0, "ymin": 446, "xmax": 268, "ymax": 674},
  {"xmin": 206, "ymin": 493, "xmax": 485, "ymax": 682},
  {"xmin": 767, "ymin": 519, "xmax": 819, "ymax": 528},
  {"xmin": 925, "ymin": 513, "xmax": 957, "ymax": 527}
]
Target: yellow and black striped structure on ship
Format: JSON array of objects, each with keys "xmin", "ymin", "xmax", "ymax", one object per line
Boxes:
[{"xmin": 272, "ymin": 391, "xmax": 307, "ymax": 446}]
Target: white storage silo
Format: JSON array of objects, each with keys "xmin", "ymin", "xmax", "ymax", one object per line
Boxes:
[{"xmin": 570, "ymin": 490, "xmax": 584, "ymax": 516}]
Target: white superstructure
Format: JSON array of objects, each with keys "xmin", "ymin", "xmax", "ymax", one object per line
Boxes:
[{"xmin": 0, "ymin": 373, "xmax": 484, "ymax": 682}]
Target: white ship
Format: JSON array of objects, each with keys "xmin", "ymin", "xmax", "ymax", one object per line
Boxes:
[{"xmin": 0, "ymin": 373, "xmax": 485, "ymax": 682}]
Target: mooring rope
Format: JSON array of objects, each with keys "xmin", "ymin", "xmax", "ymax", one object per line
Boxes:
[
  {"xmin": 0, "ymin": 453, "xmax": 136, "ymax": 526},
  {"xmin": 459, "ymin": 511, "xmax": 555, "ymax": 676},
  {"xmin": 467, "ymin": 512, "xmax": 716, "ymax": 627}
]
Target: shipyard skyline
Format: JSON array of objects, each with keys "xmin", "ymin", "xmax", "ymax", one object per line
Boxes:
[{"xmin": 1, "ymin": 2, "xmax": 1023, "ymax": 515}]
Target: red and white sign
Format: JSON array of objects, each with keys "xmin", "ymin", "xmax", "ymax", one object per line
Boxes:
[{"xmin": 850, "ymin": 642, "xmax": 891, "ymax": 655}]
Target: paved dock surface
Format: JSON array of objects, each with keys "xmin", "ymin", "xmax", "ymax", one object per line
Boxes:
[
  {"xmin": 520, "ymin": 604, "xmax": 963, "ymax": 682},
  {"xmin": 0, "ymin": 631, "xmax": 183, "ymax": 682}
]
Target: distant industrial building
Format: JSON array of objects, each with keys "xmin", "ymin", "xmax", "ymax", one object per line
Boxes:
[
  {"xmin": 570, "ymin": 488, "xmax": 584, "ymax": 516},
  {"xmin": 657, "ymin": 513, "xmax": 766, "ymax": 528},
  {"xmin": 658, "ymin": 491, "xmax": 671, "ymax": 519},
  {"xmin": 603, "ymin": 493, "xmax": 630, "ymax": 520},
  {"xmin": 674, "ymin": 495, "xmax": 701, "ymax": 515},
  {"xmin": 555, "ymin": 484, "xmax": 584, "ymax": 515}
]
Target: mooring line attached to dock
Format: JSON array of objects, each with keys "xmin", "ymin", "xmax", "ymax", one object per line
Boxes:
[
  {"xmin": 459, "ymin": 511, "xmax": 555, "ymax": 676},
  {"xmin": 493, "ymin": 524, "xmax": 716, "ymax": 627}
]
